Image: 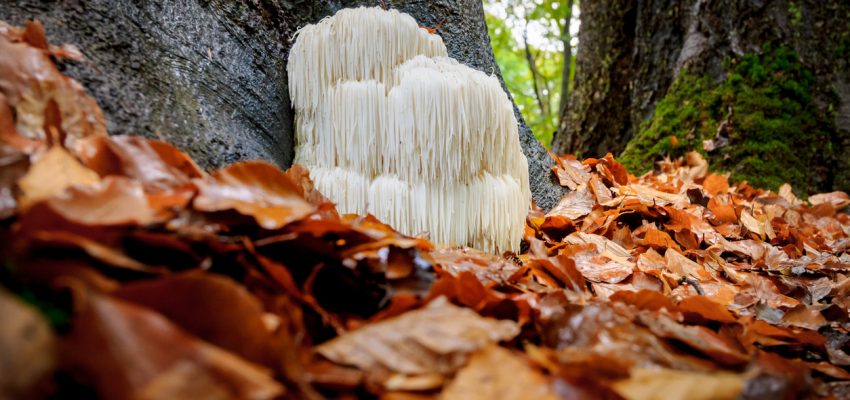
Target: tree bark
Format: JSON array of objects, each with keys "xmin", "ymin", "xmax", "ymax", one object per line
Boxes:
[
  {"xmin": 1, "ymin": 0, "xmax": 565, "ymax": 209},
  {"xmin": 557, "ymin": 0, "xmax": 574, "ymax": 124},
  {"xmin": 552, "ymin": 0, "xmax": 850, "ymax": 191},
  {"xmin": 551, "ymin": 0, "xmax": 637, "ymax": 158}
]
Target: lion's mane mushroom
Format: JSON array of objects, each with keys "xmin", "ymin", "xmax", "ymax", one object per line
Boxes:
[{"xmin": 288, "ymin": 7, "xmax": 530, "ymax": 253}]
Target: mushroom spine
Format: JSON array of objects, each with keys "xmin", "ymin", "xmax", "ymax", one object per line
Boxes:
[{"xmin": 288, "ymin": 6, "xmax": 530, "ymax": 253}]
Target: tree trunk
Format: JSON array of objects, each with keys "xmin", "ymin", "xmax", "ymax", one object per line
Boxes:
[
  {"xmin": 1, "ymin": 0, "xmax": 565, "ymax": 209},
  {"xmin": 553, "ymin": 0, "xmax": 850, "ymax": 193},
  {"xmin": 556, "ymin": 0, "xmax": 574, "ymax": 125},
  {"xmin": 552, "ymin": 0, "xmax": 637, "ymax": 158}
]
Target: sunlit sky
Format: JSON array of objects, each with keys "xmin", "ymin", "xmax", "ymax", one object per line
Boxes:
[{"xmin": 484, "ymin": 0, "xmax": 580, "ymax": 52}]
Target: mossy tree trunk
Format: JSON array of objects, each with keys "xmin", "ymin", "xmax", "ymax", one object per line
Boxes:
[
  {"xmin": 554, "ymin": 0, "xmax": 850, "ymax": 193},
  {"xmin": 1, "ymin": 0, "xmax": 565, "ymax": 209}
]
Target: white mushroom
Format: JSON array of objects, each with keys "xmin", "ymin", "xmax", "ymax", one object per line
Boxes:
[{"xmin": 288, "ymin": 6, "xmax": 530, "ymax": 253}]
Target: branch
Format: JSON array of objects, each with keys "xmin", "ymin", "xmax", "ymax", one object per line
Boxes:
[{"xmin": 523, "ymin": 23, "xmax": 549, "ymax": 119}]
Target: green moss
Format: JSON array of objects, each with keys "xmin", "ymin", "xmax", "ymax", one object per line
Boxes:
[
  {"xmin": 620, "ymin": 46, "xmax": 834, "ymax": 193},
  {"xmin": 788, "ymin": 2, "xmax": 802, "ymax": 28}
]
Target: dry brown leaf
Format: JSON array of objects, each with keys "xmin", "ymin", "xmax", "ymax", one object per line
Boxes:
[
  {"xmin": 564, "ymin": 232, "xmax": 632, "ymax": 261},
  {"xmin": 115, "ymin": 272, "xmax": 278, "ymax": 368},
  {"xmin": 546, "ymin": 185, "xmax": 594, "ymax": 220},
  {"xmin": 702, "ymin": 174, "xmax": 730, "ymax": 196},
  {"xmin": 17, "ymin": 146, "xmax": 100, "ymax": 208},
  {"xmin": 76, "ymin": 135, "xmax": 204, "ymax": 192},
  {"xmin": 0, "ymin": 288, "xmax": 56, "ymax": 399},
  {"xmin": 0, "ymin": 21, "xmax": 106, "ymax": 148},
  {"xmin": 560, "ymin": 238, "xmax": 634, "ymax": 284},
  {"xmin": 62, "ymin": 289, "xmax": 284, "ymax": 400},
  {"xmin": 612, "ymin": 368, "xmax": 744, "ymax": 400},
  {"xmin": 315, "ymin": 297, "xmax": 519, "ymax": 376},
  {"xmin": 29, "ymin": 230, "xmax": 162, "ymax": 273},
  {"xmin": 193, "ymin": 161, "xmax": 316, "ymax": 229},
  {"xmin": 809, "ymin": 191, "xmax": 850, "ymax": 209},
  {"xmin": 638, "ymin": 313, "xmax": 749, "ymax": 366},
  {"xmin": 428, "ymin": 247, "xmax": 520, "ymax": 286},
  {"xmin": 0, "ymin": 146, "xmax": 28, "ymax": 218},
  {"xmin": 441, "ymin": 345, "xmax": 557, "ymax": 400},
  {"xmin": 35, "ymin": 176, "xmax": 155, "ymax": 226},
  {"xmin": 778, "ymin": 183, "xmax": 803, "ymax": 207},
  {"xmin": 780, "ymin": 304, "xmax": 827, "ymax": 330},
  {"xmin": 740, "ymin": 210, "xmax": 765, "ymax": 238},
  {"xmin": 677, "ymin": 295, "xmax": 737, "ymax": 324},
  {"xmin": 635, "ymin": 227, "xmax": 680, "ymax": 251},
  {"xmin": 665, "ymin": 249, "xmax": 711, "ymax": 281},
  {"xmin": 553, "ymin": 155, "xmax": 590, "ymax": 190},
  {"xmin": 285, "ymin": 163, "xmax": 332, "ymax": 206},
  {"xmin": 615, "ymin": 184, "xmax": 686, "ymax": 207}
]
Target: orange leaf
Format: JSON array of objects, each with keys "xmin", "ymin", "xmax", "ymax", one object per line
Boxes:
[{"xmin": 193, "ymin": 161, "xmax": 315, "ymax": 230}]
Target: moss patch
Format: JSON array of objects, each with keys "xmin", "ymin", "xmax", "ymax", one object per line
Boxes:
[{"xmin": 619, "ymin": 46, "xmax": 835, "ymax": 193}]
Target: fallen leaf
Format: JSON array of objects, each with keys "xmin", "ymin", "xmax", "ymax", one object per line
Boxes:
[
  {"xmin": 553, "ymin": 155, "xmax": 590, "ymax": 190},
  {"xmin": 638, "ymin": 313, "xmax": 749, "ymax": 366},
  {"xmin": 17, "ymin": 146, "xmax": 100, "ymax": 208},
  {"xmin": 546, "ymin": 185, "xmax": 594, "ymax": 220},
  {"xmin": 442, "ymin": 345, "xmax": 557, "ymax": 400},
  {"xmin": 193, "ymin": 161, "xmax": 316, "ymax": 230},
  {"xmin": 315, "ymin": 297, "xmax": 519, "ymax": 376},
  {"xmin": 0, "ymin": 147, "xmax": 28, "ymax": 218},
  {"xmin": 612, "ymin": 368, "xmax": 744, "ymax": 400},
  {"xmin": 0, "ymin": 22, "xmax": 106, "ymax": 147},
  {"xmin": 428, "ymin": 247, "xmax": 520, "ymax": 286},
  {"xmin": 33, "ymin": 176, "xmax": 155, "ymax": 226},
  {"xmin": 0, "ymin": 288, "xmax": 56, "ymax": 399},
  {"xmin": 677, "ymin": 295, "xmax": 737, "ymax": 324},
  {"xmin": 285, "ymin": 163, "xmax": 332, "ymax": 206},
  {"xmin": 702, "ymin": 174, "xmax": 729, "ymax": 196},
  {"xmin": 76, "ymin": 135, "xmax": 204, "ymax": 192},
  {"xmin": 61, "ymin": 288, "xmax": 284, "ymax": 400},
  {"xmin": 115, "ymin": 272, "xmax": 278, "ymax": 368},
  {"xmin": 808, "ymin": 192, "xmax": 850, "ymax": 209}
]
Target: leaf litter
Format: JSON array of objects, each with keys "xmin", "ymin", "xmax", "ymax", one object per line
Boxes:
[{"xmin": 1, "ymin": 20, "xmax": 849, "ymax": 400}]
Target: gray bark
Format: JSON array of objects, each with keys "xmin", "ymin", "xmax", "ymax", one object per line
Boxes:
[{"xmin": 1, "ymin": 0, "xmax": 565, "ymax": 210}]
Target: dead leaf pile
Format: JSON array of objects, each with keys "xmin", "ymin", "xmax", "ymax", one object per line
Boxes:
[{"xmin": 1, "ymin": 21, "xmax": 849, "ymax": 400}]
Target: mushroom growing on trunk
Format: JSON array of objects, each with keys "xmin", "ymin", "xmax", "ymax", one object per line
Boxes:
[{"xmin": 288, "ymin": 7, "xmax": 530, "ymax": 253}]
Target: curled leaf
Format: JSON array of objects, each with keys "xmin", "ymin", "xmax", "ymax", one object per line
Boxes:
[{"xmin": 193, "ymin": 161, "xmax": 315, "ymax": 230}]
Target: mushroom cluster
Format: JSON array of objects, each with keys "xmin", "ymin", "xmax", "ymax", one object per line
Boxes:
[{"xmin": 288, "ymin": 7, "xmax": 530, "ymax": 253}]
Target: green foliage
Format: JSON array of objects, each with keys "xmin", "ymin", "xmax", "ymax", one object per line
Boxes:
[
  {"xmin": 620, "ymin": 46, "xmax": 834, "ymax": 193},
  {"xmin": 485, "ymin": 0, "xmax": 573, "ymax": 148}
]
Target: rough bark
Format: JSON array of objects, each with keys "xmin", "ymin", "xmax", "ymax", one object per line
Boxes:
[
  {"xmin": 552, "ymin": 0, "xmax": 637, "ymax": 157},
  {"xmin": 556, "ymin": 0, "xmax": 574, "ymax": 123},
  {"xmin": 1, "ymin": 0, "xmax": 565, "ymax": 210},
  {"xmin": 553, "ymin": 0, "xmax": 850, "ymax": 192}
]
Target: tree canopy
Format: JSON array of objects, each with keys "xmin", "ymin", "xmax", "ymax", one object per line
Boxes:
[{"xmin": 485, "ymin": 0, "xmax": 576, "ymax": 147}]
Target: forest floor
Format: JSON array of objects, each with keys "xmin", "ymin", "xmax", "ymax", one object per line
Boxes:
[{"xmin": 2, "ymin": 20, "xmax": 850, "ymax": 400}]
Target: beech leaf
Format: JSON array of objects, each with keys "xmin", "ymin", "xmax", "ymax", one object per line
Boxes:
[{"xmin": 315, "ymin": 297, "xmax": 519, "ymax": 376}]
